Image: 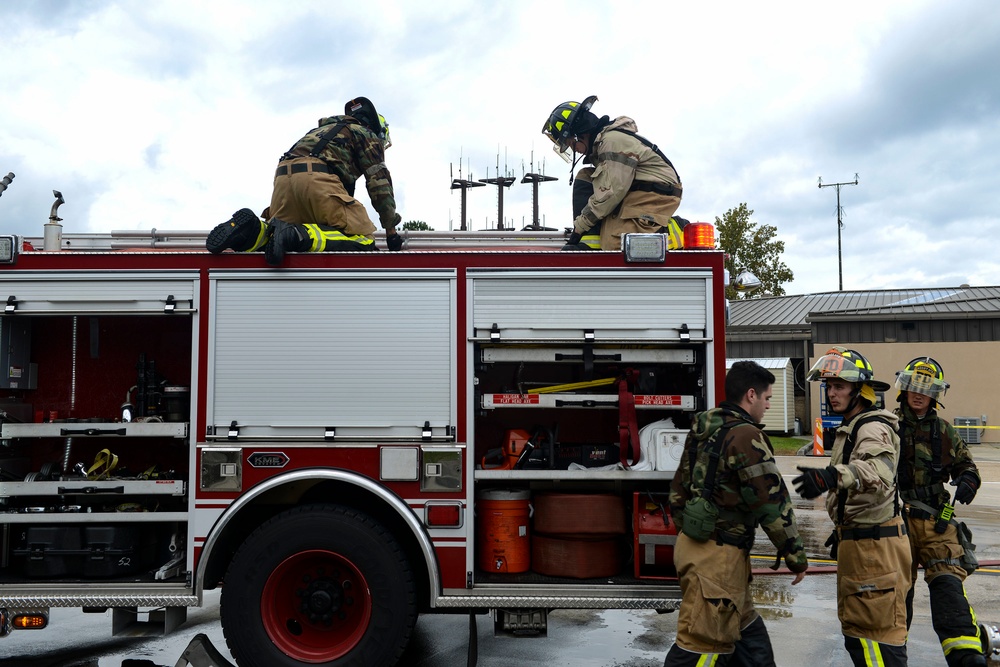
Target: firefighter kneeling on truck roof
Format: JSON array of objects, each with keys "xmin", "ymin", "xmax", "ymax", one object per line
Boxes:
[
  {"xmin": 794, "ymin": 347, "xmax": 911, "ymax": 667},
  {"xmin": 894, "ymin": 357, "xmax": 988, "ymax": 667},
  {"xmin": 665, "ymin": 360, "xmax": 809, "ymax": 666},
  {"xmin": 207, "ymin": 96, "xmax": 403, "ymax": 265},
  {"xmin": 541, "ymin": 95, "xmax": 684, "ymax": 251}
]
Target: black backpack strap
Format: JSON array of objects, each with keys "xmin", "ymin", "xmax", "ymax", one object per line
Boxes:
[
  {"xmin": 308, "ymin": 122, "xmax": 349, "ymax": 158},
  {"xmin": 695, "ymin": 421, "xmax": 746, "ymax": 500},
  {"xmin": 929, "ymin": 419, "xmax": 943, "ymax": 484},
  {"xmin": 607, "ymin": 128, "xmax": 681, "ymax": 184}
]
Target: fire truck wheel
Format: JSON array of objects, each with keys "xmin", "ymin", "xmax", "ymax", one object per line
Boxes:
[{"xmin": 220, "ymin": 503, "xmax": 417, "ymax": 667}]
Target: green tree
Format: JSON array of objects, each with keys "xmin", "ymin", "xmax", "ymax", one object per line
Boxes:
[
  {"xmin": 402, "ymin": 220, "xmax": 434, "ymax": 231},
  {"xmin": 715, "ymin": 203, "xmax": 793, "ymax": 300}
]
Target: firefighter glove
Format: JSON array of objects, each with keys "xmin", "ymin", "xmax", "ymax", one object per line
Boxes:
[
  {"xmin": 793, "ymin": 465, "xmax": 838, "ymax": 500},
  {"xmin": 954, "ymin": 472, "xmax": 979, "ymax": 505},
  {"xmin": 567, "ymin": 232, "xmax": 582, "ymax": 246},
  {"xmin": 386, "ymin": 232, "xmax": 403, "ymax": 252}
]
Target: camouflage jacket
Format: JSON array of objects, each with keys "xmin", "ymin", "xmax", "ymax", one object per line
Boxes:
[
  {"xmin": 894, "ymin": 403, "xmax": 980, "ymax": 510},
  {"xmin": 669, "ymin": 402, "xmax": 807, "ymax": 571},
  {"xmin": 572, "ymin": 116, "xmax": 683, "ymax": 235},
  {"xmin": 281, "ymin": 115, "xmax": 398, "ymax": 228}
]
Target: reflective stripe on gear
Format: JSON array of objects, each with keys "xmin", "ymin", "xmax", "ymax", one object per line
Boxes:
[
  {"xmin": 844, "ymin": 635, "xmax": 908, "ymax": 667},
  {"xmin": 245, "ymin": 222, "xmax": 270, "ymax": 252},
  {"xmin": 663, "ymin": 217, "xmax": 683, "ymax": 250},
  {"xmin": 581, "ymin": 233, "xmax": 601, "ymax": 249},
  {"xmin": 662, "ymin": 643, "xmax": 723, "ymax": 666},
  {"xmin": 303, "ymin": 224, "xmax": 375, "ymax": 252}
]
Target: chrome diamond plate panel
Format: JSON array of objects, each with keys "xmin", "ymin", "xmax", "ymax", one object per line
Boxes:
[{"xmin": 432, "ymin": 595, "xmax": 681, "ymax": 610}]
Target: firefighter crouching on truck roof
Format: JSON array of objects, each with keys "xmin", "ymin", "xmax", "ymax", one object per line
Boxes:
[
  {"xmin": 794, "ymin": 347, "xmax": 911, "ymax": 667},
  {"xmin": 541, "ymin": 95, "xmax": 683, "ymax": 252},
  {"xmin": 665, "ymin": 360, "xmax": 808, "ymax": 666},
  {"xmin": 207, "ymin": 96, "xmax": 403, "ymax": 264},
  {"xmin": 894, "ymin": 357, "xmax": 988, "ymax": 667}
]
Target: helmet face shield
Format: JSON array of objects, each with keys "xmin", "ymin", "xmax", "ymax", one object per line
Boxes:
[
  {"xmin": 806, "ymin": 351, "xmax": 869, "ymax": 384},
  {"xmin": 895, "ymin": 358, "xmax": 948, "ymax": 400},
  {"xmin": 806, "ymin": 346, "xmax": 891, "ymax": 391}
]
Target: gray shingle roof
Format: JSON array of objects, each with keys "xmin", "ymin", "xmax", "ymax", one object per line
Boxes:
[{"xmin": 727, "ymin": 287, "xmax": 1000, "ymax": 329}]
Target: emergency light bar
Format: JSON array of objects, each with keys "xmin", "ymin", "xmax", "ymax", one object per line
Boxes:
[
  {"xmin": 683, "ymin": 222, "xmax": 716, "ymax": 249},
  {"xmin": 622, "ymin": 234, "xmax": 665, "ymax": 262},
  {"xmin": 0, "ymin": 235, "xmax": 18, "ymax": 264}
]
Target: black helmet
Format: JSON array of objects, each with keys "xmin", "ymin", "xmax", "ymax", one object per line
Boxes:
[
  {"xmin": 542, "ymin": 95, "xmax": 598, "ymax": 162},
  {"xmin": 345, "ymin": 97, "xmax": 391, "ymax": 148}
]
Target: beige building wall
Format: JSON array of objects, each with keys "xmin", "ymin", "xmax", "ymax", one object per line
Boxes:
[{"xmin": 808, "ymin": 341, "xmax": 1000, "ymax": 445}]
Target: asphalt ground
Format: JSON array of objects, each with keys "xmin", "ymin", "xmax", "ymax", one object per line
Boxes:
[{"xmin": 2, "ymin": 445, "xmax": 999, "ymax": 666}]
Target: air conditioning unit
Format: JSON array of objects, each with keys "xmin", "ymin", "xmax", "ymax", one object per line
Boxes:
[{"xmin": 954, "ymin": 417, "xmax": 982, "ymax": 445}]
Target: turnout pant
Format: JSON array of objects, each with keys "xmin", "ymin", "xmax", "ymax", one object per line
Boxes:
[
  {"xmin": 906, "ymin": 514, "xmax": 986, "ymax": 666},
  {"xmin": 664, "ymin": 533, "xmax": 776, "ymax": 666},
  {"xmin": 837, "ymin": 515, "xmax": 911, "ymax": 667}
]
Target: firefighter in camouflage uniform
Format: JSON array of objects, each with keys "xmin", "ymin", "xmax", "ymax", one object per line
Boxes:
[
  {"xmin": 794, "ymin": 347, "xmax": 911, "ymax": 667},
  {"xmin": 542, "ymin": 95, "xmax": 684, "ymax": 251},
  {"xmin": 665, "ymin": 360, "xmax": 809, "ymax": 666},
  {"xmin": 207, "ymin": 96, "xmax": 402, "ymax": 265},
  {"xmin": 894, "ymin": 357, "xmax": 987, "ymax": 667}
]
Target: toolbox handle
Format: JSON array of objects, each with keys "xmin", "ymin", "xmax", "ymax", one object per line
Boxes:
[
  {"xmin": 59, "ymin": 427, "xmax": 128, "ymax": 437},
  {"xmin": 56, "ymin": 485, "xmax": 125, "ymax": 494}
]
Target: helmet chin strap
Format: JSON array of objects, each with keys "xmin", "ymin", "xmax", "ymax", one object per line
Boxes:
[{"xmin": 568, "ymin": 149, "xmax": 582, "ymax": 185}]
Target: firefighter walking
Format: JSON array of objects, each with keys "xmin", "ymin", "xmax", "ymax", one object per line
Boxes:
[
  {"xmin": 794, "ymin": 347, "xmax": 911, "ymax": 666},
  {"xmin": 894, "ymin": 357, "xmax": 987, "ymax": 666},
  {"xmin": 666, "ymin": 360, "xmax": 809, "ymax": 666}
]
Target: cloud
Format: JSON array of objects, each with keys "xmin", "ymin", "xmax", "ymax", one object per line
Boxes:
[{"xmin": 1, "ymin": 0, "xmax": 998, "ymax": 297}]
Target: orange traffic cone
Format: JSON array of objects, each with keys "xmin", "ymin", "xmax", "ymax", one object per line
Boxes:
[{"xmin": 812, "ymin": 418, "xmax": 825, "ymax": 456}]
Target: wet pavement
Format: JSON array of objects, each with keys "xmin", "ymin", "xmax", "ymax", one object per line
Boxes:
[{"xmin": 3, "ymin": 445, "xmax": 1000, "ymax": 666}]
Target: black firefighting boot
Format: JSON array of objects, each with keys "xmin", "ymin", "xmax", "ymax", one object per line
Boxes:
[
  {"xmin": 729, "ymin": 616, "xmax": 776, "ymax": 667},
  {"xmin": 207, "ymin": 208, "xmax": 269, "ymax": 253},
  {"xmin": 265, "ymin": 219, "xmax": 309, "ymax": 266},
  {"xmin": 949, "ymin": 650, "xmax": 987, "ymax": 667}
]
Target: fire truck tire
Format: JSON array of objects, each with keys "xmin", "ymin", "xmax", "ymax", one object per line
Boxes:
[{"xmin": 220, "ymin": 503, "xmax": 417, "ymax": 667}]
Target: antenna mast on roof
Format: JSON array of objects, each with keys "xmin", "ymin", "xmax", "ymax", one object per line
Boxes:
[
  {"xmin": 450, "ymin": 152, "xmax": 484, "ymax": 231},
  {"xmin": 818, "ymin": 174, "xmax": 859, "ymax": 291},
  {"xmin": 479, "ymin": 147, "xmax": 515, "ymax": 230},
  {"xmin": 521, "ymin": 150, "xmax": 557, "ymax": 230}
]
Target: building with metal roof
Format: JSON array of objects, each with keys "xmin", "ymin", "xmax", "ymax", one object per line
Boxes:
[{"xmin": 727, "ymin": 287, "xmax": 1000, "ymax": 443}]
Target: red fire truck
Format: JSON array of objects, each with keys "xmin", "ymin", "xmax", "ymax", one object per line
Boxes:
[{"xmin": 0, "ymin": 223, "xmax": 728, "ymax": 666}]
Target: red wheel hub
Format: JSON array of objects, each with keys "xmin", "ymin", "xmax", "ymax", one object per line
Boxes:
[{"xmin": 260, "ymin": 549, "xmax": 372, "ymax": 663}]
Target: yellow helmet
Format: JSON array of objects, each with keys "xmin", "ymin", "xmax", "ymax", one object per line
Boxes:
[{"xmin": 895, "ymin": 357, "xmax": 948, "ymax": 401}]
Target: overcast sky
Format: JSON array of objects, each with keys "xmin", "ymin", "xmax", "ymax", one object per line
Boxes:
[{"xmin": 1, "ymin": 1, "xmax": 998, "ymax": 295}]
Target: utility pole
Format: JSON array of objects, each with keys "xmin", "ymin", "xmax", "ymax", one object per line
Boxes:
[{"xmin": 818, "ymin": 174, "xmax": 858, "ymax": 291}]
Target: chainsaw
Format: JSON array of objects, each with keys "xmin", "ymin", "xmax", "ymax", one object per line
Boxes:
[{"xmin": 480, "ymin": 426, "xmax": 556, "ymax": 470}]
